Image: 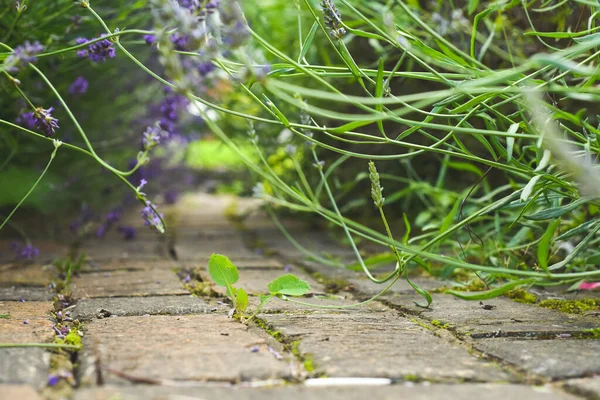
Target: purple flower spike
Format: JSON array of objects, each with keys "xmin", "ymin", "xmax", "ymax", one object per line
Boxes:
[
  {"xmin": 69, "ymin": 76, "xmax": 88, "ymax": 95},
  {"xmin": 143, "ymin": 34, "xmax": 156, "ymax": 45},
  {"xmin": 5, "ymin": 40, "xmax": 45, "ymax": 72},
  {"xmin": 11, "ymin": 242, "xmax": 39, "ymax": 260},
  {"xmin": 16, "ymin": 111, "xmax": 37, "ymax": 130},
  {"xmin": 33, "ymin": 107, "xmax": 59, "ymax": 137},
  {"xmin": 75, "ymin": 35, "xmax": 116, "ymax": 62},
  {"xmin": 47, "ymin": 374, "xmax": 60, "ymax": 386},
  {"xmin": 141, "ymin": 201, "xmax": 164, "ymax": 232},
  {"xmin": 142, "ymin": 125, "xmax": 164, "ymax": 151}
]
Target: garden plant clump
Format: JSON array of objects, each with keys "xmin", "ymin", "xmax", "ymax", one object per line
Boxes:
[{"xmin": 1, "ymin": 0, "xmax": 600, "ymax": 308}]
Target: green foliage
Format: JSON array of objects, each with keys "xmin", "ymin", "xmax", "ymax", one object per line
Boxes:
[{"xmin": 267, "ymin": 274, "xmax": 311, "ymax": 296}]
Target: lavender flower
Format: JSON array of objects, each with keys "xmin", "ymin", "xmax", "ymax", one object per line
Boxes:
[
  {"xmin": 143, "ymin": 34, "xmax": 157, "ymax": 45},
  {"xmin": 118, "ymin": 226, "xmax": 136, "ymax": 240},
  {"xmin": 4, "ymin": 40, "xmax": 44, "ymax": 72},
  {"xmin": 320, "ymin": 0, "xmax": 346, "ymax": 39},
  {"xmin": 16, "ymin": 111, "xmax": 37, "ymax": 130},
  {"xmin": 198, "ymin": 62, "xmax": 215, "ymax": 77},
  {"xmin": 96, "ymin": 222, "xmax": 108, "ymax": 238},
  {"xmin": 142, "ymin": 125, "xmax": 164, "ymax": 150},
  {"xmin": 170, "ymin": 33, "xmax": 189, "ymax": 51},
  {"xmin": 48, "ymin": 373, "xmax": 60, "ymax": 386},
  {"xmin": 69, "ymin": 76, "xmax": 88, "ymax": 95},
  {"xmin": 141, "ymin": 201, "xmax": 164, "ymax": 232},
  {"xmin": 76, "ymin": 35, "xmax": 116, "ymax": 62},
  {"xmin": 33, "ymin": 107, "xmax": 59, "ymax": 137},
  {"xmin": 10, "ymin": 242, "xmax": 39, "ymax": 260}
]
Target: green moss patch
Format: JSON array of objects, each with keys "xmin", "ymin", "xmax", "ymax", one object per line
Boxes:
[
  {"xmin": 538, "ymin": 298, "xmax": 600, "ymax": 314},
  {"xmin": 505, "ymin": 288, "xmax": 538, "ymax": 304}
]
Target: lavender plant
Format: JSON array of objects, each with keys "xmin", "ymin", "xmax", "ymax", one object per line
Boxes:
[{"xmin": 2, "ymin": 0, "xmax": 600, "ymax": 308}]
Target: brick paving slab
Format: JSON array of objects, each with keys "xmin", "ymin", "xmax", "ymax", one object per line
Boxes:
[
  {"xmin": 174, "ymin": 236, "xmax": 260, "ymax": 261},
  {"xmin": 72, "ymin": 383, "xmax": 579, "ymax": 400},
  {"xmin": 374, "ymin": 293, "xmax": 600, "ymax": 338},
  {"xmin": 80, "ymin": 240, "xmax": 171, "ymax": 261},
  {"xmin": 71, "ymin": 269, "xmax": 188, "ymax": 299},
  {"xmin": 78, "ymin": 315, "xmax": 291, "ymax": 385},
  {"xmin": 71, "ymin": 295, "xmax": 213, "ymax": 320},
  {"xmin": 0, "ymin": 240, "xmax": 69, "ymax": 263},
  {"xmin": 0, "ymin": 349, "xmax": 50, "ymax": 389},
  {"xmin": 0, "ymin": 263, "xmax": 55, "ymax": 286},
  {"xmin": 0, "ymin": 384, "xmax": 44, "ymax": 400},
  {"xmin": 564, "ymin": 377, "xmax": 600, "ymax": 398},
  {"xmin": 0, "ymin": 301, "xmax": 54, "ymax": 343},
  {"xmin": 259, "ymin": 311, "xmax": 510, "ymax": 381},
  {"xmin": 80, "ymin": 259, "xmax": 180, "ymax": 273},
  {"xmin": 473, "ymin": 339, "xmax": 600, "ymax": 379},
  {"xmin": 0, "ymin": 286, "xmax": 53, "ymax": 301},
  {"xmin": 246, "ymin": 292, "xmax": 386, "ymax": 314}
]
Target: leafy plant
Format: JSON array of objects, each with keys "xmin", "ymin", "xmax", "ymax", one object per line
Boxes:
[{"xmin": 207, "ymin": 253, "xmax": 312, "ymax": 321}]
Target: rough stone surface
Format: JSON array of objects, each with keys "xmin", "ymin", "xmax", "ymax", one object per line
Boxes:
[
  {"xmin": 0, "ymin": 286, "xmax": 53, "ymax": 301},
  {"xmin": 370, "ymin": 292, "xmax": 600, "ymax": 338},
  {"xmin": 79, "ymin": 240, "xmax": 170, "ymax": 261},
  {"xmin": 0, "ymin": 385, "xmax": 44, "ymax": 400},
  {"xmin": 260, "ymin": 311, "xmax": 509, "ymax": 381},
  {"xmin": 71, "ymin": 269, "xmax": 188, "ymax": 298},
  {"xmin": 564, "ymin": 377, "xmax": 600, "ymax": 399},
  {"xmin": 0, "ymin": 349, "xmax": 50, "ymax": 389},
  {"xmin": 0, "ymin": 240, "xmax": 68, "ymax": 263},
  {"xmin": 72, "ymin": 384, "xmax": 579, "ymax": 400},
  {"xmin": 80, "ymin": 259, "xmax": 180, "ymax": 273},
  {"xmin": 0, "ymin": 263, "xmax": 54, "ymax": 286},
  {"xmin": 174, "ymin": 236, "xmax": 260, "ymax": 261},
  {"xmin": 473, "ymin": 339, "xmax": 600, "ymax": 379},
  {"xmin": 0, "ymin": 301, "xmax": 54, "ymax": 343},
  {"xmin": 71, "ymin": 295, "xmax": 213, "ymax": 320},
  {"xmin": 78, "ymin": 315, "xmax": 291, "ymax": 385}
]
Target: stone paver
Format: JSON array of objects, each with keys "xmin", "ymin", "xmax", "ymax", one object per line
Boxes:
[
  {"xmin": 73, "ymin": 383, "xmax": 579, "ymax": 400},
  {"xmin": 260, "ymin": 310, "xmax": 509, "ymax": 382},
  {"xmin": 564, "ymin": 377, "xmax": 600, "ymax": 399},
  {"xmin": 78, "ymin": 315, "xmax": 291, "ymax": 385},
  {"xmin": 78, "ymin": 240, "xmax": 170, "ymax": 261},
  {"xmin": 174, "ymin": 236, "xmax": 261, "ymax": 261},
  {"xmin": 0, "ymin": 263, "xmax": 54, "ymax": 286},
  {"xmin": 0, "ymin": 301, "xmax": 54, "ymax": 343},
  {"xmin": 474, "ymin": 338, "xmax": 600, "ymax": 379},
  {"xmin": 80, "ymin": 259, "xmax": 180, "ymax": 273},
  {"xmin": 0, "ymin": 240, "xmax": 69, "ymax": 263},
  {"xmin": 379, "ymin": 293, "xmax": 600, "ymax": 338},
  {"xmin": 0, "ymin": 384, "xmax": 44, "ymax": 400},
  {"xmin": 0, "ymin": 349, "xmax": 50, "ymax": 389},
  {"xmin": 0, "ymin": 286, "xmax": 53, "ymax": 301},
  {"xmin": 71, "ymin": 269, "xmax": 188, "ymax": 299},
  {"xmin": 71, "ymin": 295, "xmax": 212, "ymax": 320}
]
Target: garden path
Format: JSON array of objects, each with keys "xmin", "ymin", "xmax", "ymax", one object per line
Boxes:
[{"xmin": 1, "ymin": 193, "xmax": 600, "ymax": 399}]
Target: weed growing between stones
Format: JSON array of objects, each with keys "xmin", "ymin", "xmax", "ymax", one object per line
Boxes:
[{"xmin": 3, "ymin": 1, "xmax": 600, "ymax": 307}]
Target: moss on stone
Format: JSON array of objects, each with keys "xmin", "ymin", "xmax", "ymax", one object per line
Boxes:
[
  {"xmin": 538, "ymin": 298, "xmax": 600, "ymax": 314},
  {"xmin": 63, "ymin": 330, "xmax": 82, "ymax": 348},
  {"xmin": 505, "ymin": 288, "xmax": 538, "ymax": 304},
  {"xmin": 583, "ymin": 328, "xmax": 600, "ymax": 338},
  {"xmin": 430, "ymin": 319, "xmax": 450, "ymax": 329}
]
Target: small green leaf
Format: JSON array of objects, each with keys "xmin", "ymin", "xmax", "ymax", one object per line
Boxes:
[
  {"xmin": 468, "ymin": 0, "xmax": 480, "ymax": 15},
  {"xmin": 525, "ymin": 197, "xmax": 588, "ymax": 220},
  {"xmin": 298, "ymin": 22, "xmax": 318, "ymax": 63},
  {"xmin": 267, "ymin": 274, "xmax": 311, "ymax": 296},
  {"xmin": 446, "ymin": 279, "xmax": 536, "ymax": 300},
  {"xmin": 506, "ymin": 123, "xmax": 518, "ymax": 162},
  {"xmin": 402, "ymin": 213, "xmax": 411, "ymax": 244},
  {"xmin": 538, "ymin": 219, "xmax": 561, "ymax": 273},
  {"xmin": 208, "ymin": 254, "xmax": 239, "ymax": 287},
  {"xmin": 406, "ymin": 276, "xmax": 432, "ymax": 308},
  {"xmin": 235, "ymin": 287, "xmax": 249, "ymax": 313},
  {"xmin": 520, "ymin": 175, "xmax": 541, "ymax": 202},
  {"xmin": 585, "ymin": 253, "xmax": 600, "ymax": 265}
]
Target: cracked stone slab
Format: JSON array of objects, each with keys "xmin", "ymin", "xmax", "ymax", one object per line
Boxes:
[
  {"xmin": 473, "ymin": 339, "xmax": 600, "ymax": 379},
  {"xmin": 71, "ymin": 269, "xmax": 187, "ymax": 299},
  {"xmin": 0, "ymin": 349, "xmax": 50, "ymax": 389},
  {"xmin": 374, "ymin": 292, "xmax": 600, "ymax": 338},
  {"xmin": 0, "ymin": 301, "xmax": 54, "ymax": 343},
  {"xmin": 260, "ymin": 311, "xmax": 510, "ymax": 382},
  {"xmin": 71, "ymin": 295, "xmax": 213, "ymax": 320},
  {"xmin": 0, "ymin": 286, "xmax": 53, "ymax": 301},
  {"xmin": 72, "ymin": 383, "xmax": 578, "ymax": 400},
  {"xmin": 0, "ymin": 385, "xmax": 44, "ymax": 400},
  {"xmin": 0, "ymin": 263, "xmax": 54, "ymax": 287},
  {"xmin": 78, "ymin": 315, "xmax": 291, "ymax": 385}
]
